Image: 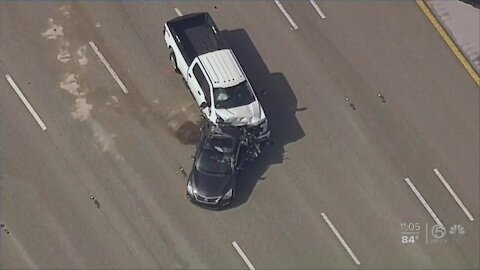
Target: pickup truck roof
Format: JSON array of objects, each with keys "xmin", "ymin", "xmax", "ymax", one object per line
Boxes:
[
  {"xmin": 198, "ymin": 49, "xmax": 245, "ymax": 88},
  {"xmin": 166, "ymin": 13, "xmax": 226, "ymax": 66}
]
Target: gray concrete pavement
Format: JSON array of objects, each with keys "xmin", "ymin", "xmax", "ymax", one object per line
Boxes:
[
  {"xmin": 281, "ymin": 1, "xmax": 478, "ymax": 267},
  {"xmin": 1, "ymin": 1, "xmax": 478, "ymax": 269}
]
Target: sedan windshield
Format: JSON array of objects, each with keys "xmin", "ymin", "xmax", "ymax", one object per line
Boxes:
[
  {"xmin": 196, "ymin": 149, "xmax": 233, "ymax": 175},
  {"xmin": 213, "ymin": 81, "xmax": 255, "ymax": 109}
]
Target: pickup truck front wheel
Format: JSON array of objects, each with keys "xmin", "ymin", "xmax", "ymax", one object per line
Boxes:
[{"xmin": 169, "ymin": 48, "xmax": 180, "ymax": 74}]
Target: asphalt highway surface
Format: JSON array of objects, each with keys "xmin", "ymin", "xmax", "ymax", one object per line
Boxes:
[{"xmin": 1, "ymin": 2, "xmax": 478, "ymax": 269}]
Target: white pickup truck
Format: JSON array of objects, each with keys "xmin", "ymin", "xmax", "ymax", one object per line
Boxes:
[{"xmin": 164, "ymin": 12, "xmax": 270, "ymax": 141}]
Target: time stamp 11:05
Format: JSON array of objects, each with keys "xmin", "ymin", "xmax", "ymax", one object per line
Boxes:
[
  {"xmin": 400, "ymin": 222, "xmax": 421, "ymax": 244},
  {"xmin": 400, "ymin": 222, "xmax": 466, "ymax": 245}
]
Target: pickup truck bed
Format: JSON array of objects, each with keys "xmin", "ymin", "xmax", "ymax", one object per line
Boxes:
[{"xmin": 166, "ymin": 13, "xmax": 226, "ymax": 65}]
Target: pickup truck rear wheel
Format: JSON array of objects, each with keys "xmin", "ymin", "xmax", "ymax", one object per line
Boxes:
[{"xmin": 169, "ymin": 48, "xmax": 180, "ymax": 74}]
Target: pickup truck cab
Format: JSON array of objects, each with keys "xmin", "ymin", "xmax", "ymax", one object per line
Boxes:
[{"xmin": 164, "ymin": 13, "xmax": 270, "ymax": 141}]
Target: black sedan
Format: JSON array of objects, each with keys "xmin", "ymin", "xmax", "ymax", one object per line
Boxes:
[{"xmin": 186, "ymin": 122, "xmax": 246, "ymax": 208}]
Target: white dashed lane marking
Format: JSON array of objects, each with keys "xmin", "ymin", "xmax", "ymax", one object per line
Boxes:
[
  {"xmin": 174, "ymin": 7, "xmax": 183, "ymax": 17},
  {"xmin": 321, "ymin": 213, "xmax": 361, "ymax": 266},
  {"xmin": 274, "ymin": 0, "xmax": 299, "ymax": 30},
  {"xmin": 433, "ymin": 168, "xmax": 475, "ymax": 221},
  {"xmin": 404, "ymin": 177, "xmax": 444, "ymax": 229},
  {"xmin": 5, "ymin": 74, "xmax": 47, "ymax": 131},
  {"xmin": 309, "ymin": 0, "xmax": 327, "ymax": 19},
  {"xmin": 88, "ymin": 41, "xmax": 129, "ymax": 94},
  {"xmin": 232, "ymin": 241, "xmax": 255, "ymax": 270}
]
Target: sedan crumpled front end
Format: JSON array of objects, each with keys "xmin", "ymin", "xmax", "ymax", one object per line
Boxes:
[
  {"xmin": 186, "ymin": 175, "xmax": 234, "ymax": 209},
  {"xmin": 186, "ymin": 184, "xmax": 234, "ymax": 208}
]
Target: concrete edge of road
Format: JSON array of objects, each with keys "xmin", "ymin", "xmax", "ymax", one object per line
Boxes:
[{"xmin": 416, "ymin": 0, "xmax": 480, "ymax": 86}]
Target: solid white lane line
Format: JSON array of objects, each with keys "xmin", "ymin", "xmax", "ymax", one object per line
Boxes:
[
  {"xmin": 309, "ymin": 0, "xmax": 326, "ymax": 19},
  {"xmin": 88, "ymin": 41, "xmax": 129, "ymax": 94},
  {"xmin": 274, "ymin": 0, "xmax": 299, "ymax": 30},
  {"xmin": 5, "ymin": 74, "xmax": 47, "ymax": 131},
  {"xmin": 404, "ymin": 177, "xmax": 444, "ymax": 228},
  {"xmin": 321, "ymin": 213, "xmax": 361, "ymax": 266},
  {"xmin": 433, "ymin": 168, "xmax": 475, "ymax": 221},
  {"xmin": 174, "ymin": 7, "xmax": 183, "ymax": 17},
  {"xmin": 232, "ymin": 241, "xmax": 255, "ymax": 270}
]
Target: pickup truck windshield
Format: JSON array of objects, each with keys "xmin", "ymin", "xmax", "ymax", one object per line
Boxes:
[{"xmin": 213, "ymin": 81, "xmax": 255, "ymax": 109}]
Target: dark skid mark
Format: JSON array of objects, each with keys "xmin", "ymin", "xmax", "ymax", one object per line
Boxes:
[
  {"xmin": 377, "ymin": 93, "xmax": 387, "ymax": 103},
  {"xmin": 94, "ymin": 200, "xmax": 101, "ymax": 209},
  {"xmin": 90, "ymin": 195, "xmax": 101, "ymax": 209},
  {"xmin": 174, "ymin": 121, "xmax": 201, "ymax": 145}
]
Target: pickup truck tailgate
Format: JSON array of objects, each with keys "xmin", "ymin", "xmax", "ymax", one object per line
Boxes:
[{"xmin": 166, "ymin": 13, "xmax": 226, "ymax": 65}]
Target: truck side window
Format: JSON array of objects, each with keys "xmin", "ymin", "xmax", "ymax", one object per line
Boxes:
[{"xmin": 193, "ymin": 64, "xmax": 211, "ymax": 104}]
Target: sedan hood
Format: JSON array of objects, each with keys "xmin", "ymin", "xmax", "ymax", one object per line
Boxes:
[
  {"xmin": 192, "ymin": 170, "xmax": 234, "ymax": 197},
  {"xmin": 216, "ymin": 101, "xmax": 266, "ymax": 126}
]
